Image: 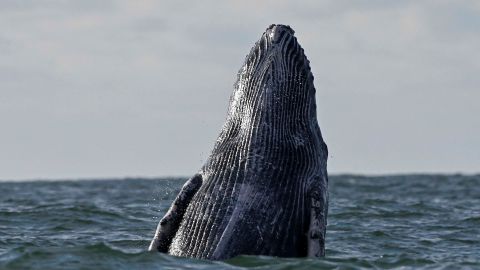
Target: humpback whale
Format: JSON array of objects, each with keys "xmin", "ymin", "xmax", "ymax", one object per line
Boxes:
[{"xmin": 149, "ymin": 24, "xmax": 328, "ymax": 260}]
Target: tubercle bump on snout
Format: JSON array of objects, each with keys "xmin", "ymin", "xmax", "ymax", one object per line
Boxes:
[
  {"xmin": 266, "ymin": 24, "xmax": 295, "ymax": 44},
  {"xmin": 266, "ymin": 24, "xmax": 295, "ymax": 35}
]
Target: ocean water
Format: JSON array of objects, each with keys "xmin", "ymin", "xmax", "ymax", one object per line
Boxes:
[{"xmin": 0, "ymin": 174, "xmax": 479, "ymax": 269}]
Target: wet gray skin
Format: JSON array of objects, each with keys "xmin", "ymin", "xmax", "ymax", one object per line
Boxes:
[{"xmin": 149, "ymin": 24, "xmax": 328, "ymax": 260}]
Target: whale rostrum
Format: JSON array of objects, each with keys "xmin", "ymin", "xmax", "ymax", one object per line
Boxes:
[{"xmin": 149, "ymin": 24, "xmax": 328, "ymax": 260}]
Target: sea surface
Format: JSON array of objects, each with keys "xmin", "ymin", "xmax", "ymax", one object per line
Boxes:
[{"xmin": 0, "ymin": 174, "xmax": 479, "ymax": 269}]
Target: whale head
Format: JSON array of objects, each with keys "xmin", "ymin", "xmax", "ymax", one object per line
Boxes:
[{"xmin": 226, "ymin": 24, "xmax": 318, "ymax": 131}]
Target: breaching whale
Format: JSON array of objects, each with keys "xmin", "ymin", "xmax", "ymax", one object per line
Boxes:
[{"xmin": 149, "ymin": 24, "xmax": 328, "ymax": 260}]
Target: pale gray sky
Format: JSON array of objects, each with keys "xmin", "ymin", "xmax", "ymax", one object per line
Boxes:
[{"xmin": 1, "ymin": 0, "xmax": 479, "ymax": 180}]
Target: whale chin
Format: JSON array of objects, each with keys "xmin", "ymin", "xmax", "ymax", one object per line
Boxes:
[{"xmin": 227, "ymin": 24, "xmax": 317, "ymax": 130}]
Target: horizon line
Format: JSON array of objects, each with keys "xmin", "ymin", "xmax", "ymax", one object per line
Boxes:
[{"xmin": 1, "ymin": 172, "xmax": 479, "ymax": 183}]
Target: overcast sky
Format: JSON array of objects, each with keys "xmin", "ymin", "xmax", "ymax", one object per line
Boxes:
[{"xmin": 1, "ymin": 0, "xmax": 479, "ymax": 180}]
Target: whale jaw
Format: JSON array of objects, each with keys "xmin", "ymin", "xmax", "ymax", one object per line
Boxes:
[{"xmin": 223, "ymin": 24, "xmax": 319, "ymax": 144}]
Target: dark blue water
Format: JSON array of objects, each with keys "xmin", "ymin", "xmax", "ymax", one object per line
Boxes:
[{"xmin": 1, "ymin": 175, "xmax": 479, "ymax": 269}]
